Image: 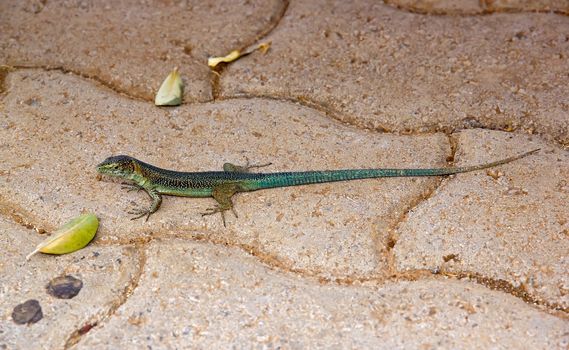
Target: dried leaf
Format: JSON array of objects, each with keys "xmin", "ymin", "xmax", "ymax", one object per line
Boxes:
[
  {"xmin": 207, "ymin": 50, "xmax": 242, "ymax": 68},
  {"xmin": 155, "ymin": 67, "xmax": 184, "ymax": 106},
  {"xmin": 207, "ymin": 42, "xmax": 271, "ymax": 68},
  {"xmin": 26, "ymin": 213, "xmax": 98, "ymax": 260}
]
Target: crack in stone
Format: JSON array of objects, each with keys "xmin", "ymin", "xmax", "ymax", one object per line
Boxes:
[
  {"xmin": 217, "ymin": 92, "xmax": 394, "ymax": 133},
  {"xmin": 217, "ymin": 94, "xmax": 569, "ymax": 147},
  {"xmin": 10, "ymin": 65, "xmax": 150, "ymax": 102},
  {"xmin": 382, "ymin": 0, "xmax": 569, "ymax": 16},
  {"xmin": 382, "ymin": 136, "xmax": 459, "ymax": 279},
  {"xmin": 436, "ymin": 270, "xmax": 569, "ymax": 316},
  {"xmin": 448, "ymin": 133, "xmax": 459, "ymax": 163},
  {"xmin": 63, "ymin": 243, "xmax": 148, "ymax": 349},
  {"xmin": 100, "ymin": 232, "xmax": 569, "ymax": 317},
  {"xmin": 0, "ymin": 197, "xmax": 51, "ymax": 235},
  {"xmin": 3, "ymin": 67, "xmax": 566, "ymax": 147},
  {"xmin": 382, "ymin": 178, "xmax": 447, "ymax": 274},
  {"xmin": 96, "ymin": 234, "xmax": 569, "ymax": 317},
  {"xmin": 383, "ymin": 269, "xmax": 569, "ymax": 317},
  {"xmin": 210, "ymin": 0, "xmax": 290, "ymax": 100},
  {"xmin": 100, "ymin": 232, "xmax": 354, "ymax": 282},
  {"xmin": 0, "ymin": 65, "xmax": 13, "ymax": 95},
  {"xmin": 210, "ymin": 67, "xmax": 224, "ymax": 100},
  {"xmin": 249, "ymin": 0, "xmax": 290, "ymax": 49},
  {"xmin": 2, "ymin": 201, "xmax": 564, "ymax": 317}
]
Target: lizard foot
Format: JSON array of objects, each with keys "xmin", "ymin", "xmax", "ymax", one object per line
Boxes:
[
  {"xmin": 128, "ymin": 207, "xmax": 153, "ymax": 221},
  {"xmin": 201, "ymin": 206, "xmax": 238, "ymax": 227}
]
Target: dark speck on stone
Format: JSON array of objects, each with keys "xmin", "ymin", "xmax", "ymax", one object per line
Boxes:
[
  {"xmin": 46, "ymin": 275, "xmax": 83, "ymax": 299},
  {"xmin": 93, "ymin": 251, "xmax": 100, "ymax": 257},
  {"xmin": 23, "ymin": 97, "xmax": 40, "ymax": 107},
  {"xmin": 12, "ymin": 299, "xmax": 43, "ymax": 325}
]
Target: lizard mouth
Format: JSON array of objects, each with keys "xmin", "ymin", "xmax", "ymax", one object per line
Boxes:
[
  {"xmin": 96, "ymin": 155, "xmax": 134, "ymax": 177},
  {"xmin": 96, "ymin": 162, "xmax": 117, "ymax": 174},
  {"xmin": 96, "ymin": 164, "xmax": 127, "ymax": 178}
]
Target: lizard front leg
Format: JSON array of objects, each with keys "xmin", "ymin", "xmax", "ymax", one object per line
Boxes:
[{"xmin": 128, "ymin": 188, "xmax": 162, "ymax": 221}]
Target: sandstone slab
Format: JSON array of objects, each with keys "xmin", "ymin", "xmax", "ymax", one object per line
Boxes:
[
  {"xmin": 384, "ymin": 0, "xmax": 569, "ymax": 14},
  {"xmin": 0, "ymin": 0, "xmax": 286, "ymax": 102},
  {"xmin": 385, "ymin": 0, "xmax": 486, "ymax": 14},
  {"xmin": 394, "ymin": 129, "xmax": 569, "ymax": 309},
  {"xmin": 484, "ymin": 0, "xmax": 569, "ymax": 13},
  {"xmin": 0, "ymin": 217, "xmax": 140, "ymax": 350},
  {"xmin": 220, "ymin": 0, "xmax": 569, "ymax": 145},
  {"xmin": 79, "ymin": 239, "xmax": 569, "ymax": 349}
]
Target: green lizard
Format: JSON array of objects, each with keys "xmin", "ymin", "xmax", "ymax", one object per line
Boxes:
[{"xmin": 96, "ymin": 149, "xmax": 539, "ymax": 225}]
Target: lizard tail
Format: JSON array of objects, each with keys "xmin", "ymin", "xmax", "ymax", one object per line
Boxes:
[
  {"xmin": 417, "ymin": 148, "xmax": 540, "ymax": 176},
  {"xmin": 244, "ymin": 148, "xmax": 540, "ymax": 190}
]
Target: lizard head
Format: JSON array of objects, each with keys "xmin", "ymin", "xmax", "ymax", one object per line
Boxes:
[{"xmin": 97, "ymin": 155, "xmax": 137, "ymax": 178}]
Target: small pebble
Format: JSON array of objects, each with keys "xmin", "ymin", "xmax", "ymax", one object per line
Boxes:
[
  {"xmin": 46, "ymin": 275, "xmax": 83, "ymax": 299},
  {"xmin": 12, "ymin": 299, "xmax": 43, "ymax": 325}
]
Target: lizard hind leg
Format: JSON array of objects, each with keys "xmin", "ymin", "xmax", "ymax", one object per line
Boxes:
[{"xmin": 201, "ymin": 183, "xmax": 241, "ymax": 226}]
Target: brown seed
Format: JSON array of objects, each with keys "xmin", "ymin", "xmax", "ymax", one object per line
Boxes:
[
  {"xmin": 46, "ymin": 275, "xmax": 83, "ymax": 299},
  {"xmin": 12, "ymin": 299, "xmax": 43, "ymax": 325}
]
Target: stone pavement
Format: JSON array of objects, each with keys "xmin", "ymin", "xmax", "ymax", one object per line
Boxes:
[{"xmin": 0, "ymin": 0, "xmax": 567, "ymax": 349}]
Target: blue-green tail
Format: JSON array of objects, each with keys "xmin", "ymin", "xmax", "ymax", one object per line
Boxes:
[{"xmin": 244, "ymin": 149, "xmax": 539, "ymax": 191}]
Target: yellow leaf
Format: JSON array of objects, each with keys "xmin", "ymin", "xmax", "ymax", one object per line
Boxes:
[
  {"xmin": 26, "ymin": 213, "xmax": 99, "ymax": 260},
  {"xmin": 207, "ymin": 50, "xmax": 242, "ymax": 68},
  {"xmin": 207, "ymin": 42, "xmax": 271, "ymax": 68},
  {"xmin": 155, "ymin": 67, "xmax": 184, "ymax": 106}
]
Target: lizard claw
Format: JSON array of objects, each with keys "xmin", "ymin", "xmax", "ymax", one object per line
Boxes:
[
  {"xmin": 201, "ymin": 204, "xmax": 220, "ymax": 215},
  {"xmin": 201, "ymin": 206, "xmax": 230, "ymax": 227},
  {"xmin": 128, "ymin": 207, "xmax": 151, "ymax": 221}
]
